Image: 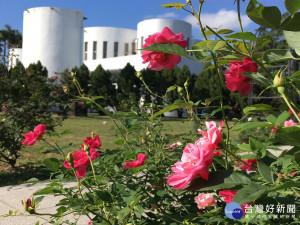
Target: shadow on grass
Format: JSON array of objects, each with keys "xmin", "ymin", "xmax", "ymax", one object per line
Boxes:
[{"xmin": 0, "ymin": 163, "xmax": 51, "ymax": 187}]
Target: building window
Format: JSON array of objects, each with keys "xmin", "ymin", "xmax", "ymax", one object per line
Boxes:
[
  {"xmin": 124, "ymin": 43, "xmax": 129, "ymax": 56},
  {"xmin": 114, "ymin": 42, "xmax": 118, "ymax": 57},
  {"xmin": 84, "ymin": 42, "xmax": 88, "ymax": 60},
  {"xmin": 132, "ymin": 42, "xmax": 136, "ymax": 55},
  {"xmin": 93, "ymin": 41, "xmax": 97, "ymax": 60},
  {"xmin": 140, "ymin": 36, "xmax": 144, "ymax": 48},
  {"xmin": 103, "ymin": 41, "xmax": 107, "ymax": 58}
]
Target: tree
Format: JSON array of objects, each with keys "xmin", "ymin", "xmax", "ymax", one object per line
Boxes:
[
  {"xmin": 116, "ymin": 63, "xmax": 140, "ymax": 111},
  {"xmin": 0, "ymin": 24, "xmax": 22, "ymax": 64},
  {"xmin": 0, "ymin": 61, "xmax": 68, "ymax": 168},
  {"xmin": 89, "ymin": 64, "xmax": 116, "ymax": 112},
  {"xmin": 60, "ymin": 64, "xmax": 90, "ymax": 116}
]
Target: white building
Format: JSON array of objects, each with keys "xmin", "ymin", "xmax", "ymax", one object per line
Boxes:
[{"xmin": 10, "ymin": 7, "xmax": 203, "ymax": 76}]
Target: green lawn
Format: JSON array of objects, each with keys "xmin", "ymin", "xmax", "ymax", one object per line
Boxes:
[{"xmin": 0, "ymin": 115, "xmax": 239, "ymax": 186}]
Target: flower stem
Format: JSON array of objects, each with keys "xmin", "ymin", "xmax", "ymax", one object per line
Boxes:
[{"xmin": 281, "ymin": 93, "xmax": 300, "ymax": 123}]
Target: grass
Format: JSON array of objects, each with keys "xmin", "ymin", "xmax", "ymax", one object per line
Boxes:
[{"xmin": 0, "ymin": 115, "xmax": 239, "ymax": 186}]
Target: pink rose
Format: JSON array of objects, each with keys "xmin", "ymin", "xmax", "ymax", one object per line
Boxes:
[
  {"xmin": 123, "ymin": 153, "xmax": 147, "ymax": 169},
  {"xmin": 288, "ymin": 109, "xmax": 293, "ymax": 117},
  {"xmin": 22, "ymin": 124, "xmax": 46, "ymax": 146},
  {"xmin": 64, "ymin": 148, "xmax": 100, "ymax": 178},
  {"xmin": 142, "ymin": 27, "xmax": 188, "ymax": 71},
  {"xmin": 197, "ymin": 121, "xmax": 224, "ymax": 149},
  {"xmin": 219, "ymin": 190, "xmax": 237, "ymax": 203},
  {"xmin": 78, "ymin": 101, "xmax": 84, "ymax": 106},
  {"xmin": 240, "ymin": 159, "xmax": 257, "ymax": 171},
  {"xmin": 284, "ymin": 119, "xmax": 297, "ymax": 127},
  {"xmin": 224, "ymin": 57, "xmax": 257, "ymax": 95},
  {"xmin": 83, "ymin": 135, "xmax": 102, "ymax": 149},
  {"xmin": 219, "ymin": 190, "xmax": 252, "ymax": 214},
  {"xmin": 194, "ymin": 193, "xmax": 217, "ymax": 209},
  {"xmin": 167, "ymin": 143, "xmax": 215, "ymax": 189},
  {"xmin": 1, "ymin": 106, "xmax": 7, "ymax": 111}
]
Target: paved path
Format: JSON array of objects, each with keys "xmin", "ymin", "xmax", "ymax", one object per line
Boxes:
[{"xmin": 0, "ymin": 181, "xmax": 90, "ymax": 225}]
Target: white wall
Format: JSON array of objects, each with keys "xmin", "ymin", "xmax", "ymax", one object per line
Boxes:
[
  {"xmin": 83, "ymin": 27, "xmax": 137, "ymax": 63},
  {"xmin": 22, "ymin": 7, "xmax": 83, "ymax": 77},
  {"xmin": 8, "ymin": 48, "xmax": 22, "ymax": 68}
]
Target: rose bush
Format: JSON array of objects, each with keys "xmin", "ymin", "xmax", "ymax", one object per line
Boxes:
[{"xmin": 5, "ymin": 0, "xmax": 300, "ymax": 224}]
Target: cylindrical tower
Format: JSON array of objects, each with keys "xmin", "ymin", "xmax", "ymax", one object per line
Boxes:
[
  {"xmin": 83, "ymin": 27, "xmax": 137, "ymax": 60},
  {"xmin": 22, "ymin": 7, "xmax": 83, "ymax": 77},
  {"xmin": 137, "ymin": 19, "xmax": 192, "ymax": 54}
]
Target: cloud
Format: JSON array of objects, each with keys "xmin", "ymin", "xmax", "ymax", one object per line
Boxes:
[
  {"xmin": 145, "ymin": 12, "xmax": 179, "ymax": 20},
  {"xmin": 185, "ymin": 9, "xmax": 252, "ymax": 30}
]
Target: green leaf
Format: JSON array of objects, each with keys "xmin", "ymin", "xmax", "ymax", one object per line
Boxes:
[
  {"xmin": 130, "ymin": 195, "xmax": 143, "ymax": 210},
  {"xmin": 269, "ymin": 181, "xmax": 300, "ymax": 191},
  {"xmin": 195, "ymin": 172, "xmax": 252, "ymax": 191},
  {"xmin": 266, "ymin": 114, "xmax": 277, "ymax": 124},
  {"xmin": 280, "ymin": 13, "xmax": 300, "ymax": 31},
  {"xmin": 191, "ymin": 45, "xmax": 209, "ymax": 61},
  {"xmin": 43, "ymin": 158, "xmax": 60, "ymax": 171},
  {"xmin": 224, "ymin": 172, "xmax": 252, "ymax": 186},
  {"xmin": 224, "ymin": 32, "xmax": 257, "ymax": 41},
  {"xmin": 91, "ymin": 96, "xmax": 105, "ymax": 101},
  {"xmin": 114, "ymin": 139, "xmax": 125, "ymax": 145},
  {"xmin": 118, "ymin": 207, "xmax": 130, "ymax": 220},
  {"xmin": 96, "ymin": 191, "xmax": 113, "ymax": 203},
  {"xmin": 289, "ymin": 70, "xmax": 300, "ymax": 79},
  {"xmin": 231, "ymin": 121, "xmax": 274, "ymax": 131},
  {"xmin": 246, "ymin": 0, "xmax": 281, "ymax": 28},
  {"xmin": 166, "ymin": 86, "xmax": 176, "ymax": 92},
  {"xmin": 275, "ymin": 126, "xmax": 300, "ymax": 147},
  {"xmin": 233, "ymin": 183, "xmax": 268, "ymax": 205},
  {"xmin": 295, "ymin": 151, "xmax": 300, "ymax": 166},
  {"xmin": 283, "ymin": 30, "xmax": 300, "ymax": 55},
  {"xmin": 26, "ymin": 178, "xmax": 40, "ymax": 185},
  {"xmin": 150, "ymin": 102, "xmax": 193, "ymax": 119},
  {"xmin": 257, "ymin": 161, "xmax": 275, "ymax": 183},
  {"xmin": 276, "ymin": 111, "xmax": 291, "ymax": 124},
  {"xmin": 160, "ymin": 3, "xmax": 187, "ymax": 10},
  {"xmin": 263, "ymin": 49, "xmax": 296, "ymax": 63},
  {"xmin": 285, "ymin": 0, "xmax": 300, "ymax": 14},
  {"xmin": 207, "ymin": 40, "xmax": 220, "ymax": 51},
  {"xmin": 9, "ymin": 210, "xmax": 13, "ymax": 215},
  {"xmin": 249, "ymin": 138, "xmax": 266, "ymax": 157},
  {"xmin": 205, "ymin": 96, "xmax": 220, "ymax": 106},
  {"xmin": 242, "ymin": 72, "xmax": 271, "ymax": 87},
  {"xmin": 188, "ymin": 170, "xmax": 233, "ymax": 191},
  {"xmin": 212, "ymin": 41, "xmax": 227, "ymax": 51},
  {"xmin": 134, "ymin": 205, "xmax": 144, "ymax": 219},
  {"xmin": 217, "ymin": 29, "xmax": 234, "ymax": 34},
  {"xmin": 243, "ymin": 104, "xmax": 274, "ymax": 114},
  {"xmin": 142, "ymin": 43, "xmax": 188, "ymax": 57}
]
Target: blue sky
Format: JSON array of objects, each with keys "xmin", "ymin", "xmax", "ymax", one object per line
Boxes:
[{"xmin": 0, "ymin": 0, "xmax": 286, "ymax": 39}]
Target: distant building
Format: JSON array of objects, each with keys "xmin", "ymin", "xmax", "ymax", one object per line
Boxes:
[{"xmin": 10, "ymin": 7, "xmax": 203, "ymax": 76}]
